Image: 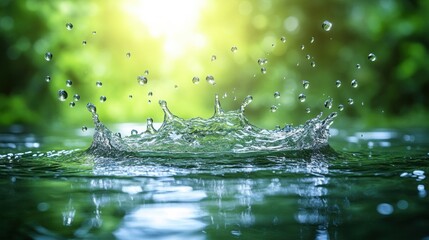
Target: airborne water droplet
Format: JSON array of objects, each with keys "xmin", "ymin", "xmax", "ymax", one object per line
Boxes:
[
  {"xmin": 45, "ymin": 75, "xmax": 51, "ymax": 83},
  {"xmin": 206, "ymin": 75, "xmax": 216, "ymax": 85},
  {"xmin": 356, "ymin": 64, "xmax": 361, "ymax": 69},
  {"xmin": 280, "ymin": 36, "xmax": 286, "ymax": 43},
  {"xmin": 310, "ymin": 61, "xmax": 316, "ymax": 67},
  {"xmin": 69, "ymin": 102, "xmax": 75, "ymax": 108},
  {"xmin": 66, "ymin": 80, "xmax": 72, "ymax": 87},
  {"xmin": 211, "ymin": 55, "xmax": 217, "ymax": 61},
  {"xmin": 261, "ymin": 67, "xmax": 267, "ymax": 74},
  {"xmin": 144, "ymin": 70, "xmax": 149, "ymax": 75},
  {"xmin": 131, "ymin": 129, "xmax": 138, "ymax": 135},
  {"xmin": 368, "ymin": 53, "xmax": 377, "ymax": 62},
  {"xmin": 86, "ymin": 103, "xmax": 96, "ymax": 113},
  {"xmin": 99, "ymin": 96, "xmax": 107, "ymax": 102},
  {"xmin": 192, "ymin": 76, "xmax": 200, "ymax": 84},
  {"xmin": 336, "ymin": 80, "xmax": 342, "ymax": 88},
  {"xmin": 324, "ymin": 98, "xmax": 333, "ymax": 109},
  {"xmin": 96, "ymin": 81, "xmax": 103, "ymax": 87},
  {"xmin": 148, "ymin": 91, "xmax": 153, "ymax": 97},
  {"xmin": 66, "ymin": 22, "xmax": 73, "ymax": 30},
  {"xmin": 73, "ymin": 94, "xmax": 80, "ymax": 101},
  {"xmin": 298, "ymin": 93, "xmax": 306, "ymax": 102},
  {"xmin": 128, "ymin": 94, "xmax": 133, "ymax": 99},
  {"xmin": 348, "ymin": 98, "xmax": 354, "ymax": 105},
  {"xmin": 338, "ymin": 104, "xmax": 344, "ymax": 111},
  {"xmin": 257, "ymin": 58, "xmax": 268, "ymax": 65},
  {"xmin": 81, "ymin": 126, "xmax": 87, "ymax": 132},
  {"xmin": 310, "ymin": 37, "xmax": 315, "ymax": 43},
  {"xmin": 137, "ymin": 76, "xmax": 148, "ymax": 85},
  {"xmin": 231, "ymin": 46, "xmax": 238, "ymax": 52},
  {"xmin": 44, "ymin": 52, "xmax": 53, "ymax": 61},
  {"xmin": 351, "ymin": 79, "xmax": 358, "ymax": 88},
  {"xmin": 126, "ymin": 52, "xmax": 131, "ymax": 58},
  {"xmin": 240, "ymin": 95, "xmax": 253, "ymax": 112},
  {"xmin": 270, "ymin": 105, "xmax": 278, "ymax": 112},
  {"xmin": 305, "ymin": 107, "xmax": 311, "ymax": 113},
  {"xmin": 58, "ymin": 89, "xmax": 68, "ymax": 101},
  {"xmin": 82, "ymin": 40, "xmax": 87, "ymax": 45},
  {"xmin": 274, "ymin": 91, "xmax": 280, "ymax": 99},
  {"xmin": 302, "ymin": 80, "xmax": 310, "ymax": 89},
  {"xmin": 322, "ymin": 20, "xmax": 333, "ymax": 31}
]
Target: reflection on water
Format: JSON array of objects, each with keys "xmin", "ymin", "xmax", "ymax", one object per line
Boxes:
[{"xmin": 1, "ymin": 129, "xmax": 429, "ymax": 239}]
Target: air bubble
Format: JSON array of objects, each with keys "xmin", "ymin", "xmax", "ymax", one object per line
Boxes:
[
  {"xmin": 302, "ymin": 80, "xmax": 309, "ymax": 89},
  {"xmin": 351, "ymin": 79, "xmax": 358, "ymax": 88},
  {"xmin": 45, "ymin": 76, "xmax": 51, "ymax": 83},
  {"xmin": 206, "ymin": 75, "xmax": 216, "ymax": 85},
  {"xmin": 368, "ymin": 53, "xmax": 377, "ymax": 62},
  {"xmin": 44, "ymin": 52, "xmax": 53, "ymax": 61},
  {"xmin": 231, "ymin": 46, "xmax": 238, "ymax": 52},
  {"xmin": 137, "ymin": 76, "xmax": 148, "ymax": 85},
  {"xmin": 96, "ymin": 81, "xmax": 103, "ymax": 87},
  {"xmin": 66, "ymin": 80, "xmax": 72, "ymax": 87},
  {"xmin": 99, "ymin": 96, "xmax": 107, "ymax": 102},
  {"xmin": 322, "ymin": 20, "xmax": 333, "ymax": 31},
  {"xmin": 192, "ymin": 76, "xmax": 200, "ymax": 84},
  {"xmin": 274, "ymin": 91, "xmax": 280, "ymax": 99},
  {"xmin": 336, "ymin": 80, "xmax": 341, "ymax": 88},
  {"xmin": 65, "ymin": 23, "xmax": 73, "ymax": 30},
  {"xmin": 73, "ymin": 94, "xmax": 80, "ymax": 101},
  {"xmin": 58, "ymin": 89, "xmax": 68, "ymax": 101},
  {"xmin": 298, "ymin": 93, "xmax": 306, "ymax": 102}
]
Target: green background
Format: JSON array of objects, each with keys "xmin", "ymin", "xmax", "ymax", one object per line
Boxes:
[{"xmin": 1, "ymin": 0, "xmax": 428, "ymax": 131}]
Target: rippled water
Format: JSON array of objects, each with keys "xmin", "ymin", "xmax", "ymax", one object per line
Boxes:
[{"xmin": 1, "ymin": 126, "xmax": 429, "ymax": 239}]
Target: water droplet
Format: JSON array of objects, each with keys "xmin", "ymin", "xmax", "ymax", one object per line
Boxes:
[
  {"xmin": 211, "ymin": 55, "xmax": 217, "ymax": 61},
  {"xmin": 144, "ymin": 70, "xmax": 149, "ymax": 75},
  {"xmin": 99, "ymin": 96, "xmax": 107, "ymax": 102},
  {"xmin": 274, "ymin": 91, "xmax": 280, "ymax": 99},
  {"xmin": 73, "ymin": 94, "xmax": 80, "ymax": 101},
  {"xmin": 257, "ymin": 58, "xmax": 268, "ymax": 65},
  {"xmin": 65, "ymin": 22, "xmax": 73, "ymax": 30},
  {"xmin": 69, "ymin": 102, "xmax": 75, "ymax": 108},
  {"xmin": 356, "ymin": 64, "xmax": 361, "ymax": 69},
  {"xmin": 298, "ymin": 93, "xmax": 306, "ymax": 102},
  {"xmin": 44, "ymin": 52, "xmax": 53, "ymax": 61},
  {"xmin": 368, "ymin": 53, "xmax": 377, "ymax": 62},
  {"xmin": 301, "ymin": 45, "xmax": 305, "ymax": 50},
  {"xmin": 270, "ymin": 105, "xmax": 278, "ymax": 112},
  {"xmin": 206, "ymin": 75, "xmax": 216, "ymax": 85},
  {"xmin": 336, "ymin": 80, "xmax": 342, "ymax": 88},
  {"xmin": 280, "ymin": 36, "xmax": 286, "ymax": 43},
  {"xmin": 306, "ymin": 54, "xmax": 311, "ymax": 60},
  {"xmin": 305, "ymin": 107, "xmax": 311, "ymax": 113},
  {"xmin": 338, "ymin": 104, "xmax": 344, "ymax": 111},
  {"xmin": 240, "ymin": 95, "xmax": 253, "ymax": 112},
  {"xmin": 351, "ymin": 79, "xmax": 358, "ymax": 88},
  {"xmin": 377, "ymin": 203, "xmax": 393, "ymax": 215},
  {"xmin": 66, "ymin": 80, "xmax": 72, "ymax": 87},
  {"xmin": 81, "ymin": 126, "xmax": 87, "ymax": 132},
  {"xmin": 45, "ymin": 75, "xmax": 51, "ymax": 82},
  {"xmin": 231, "ymin": 46, "xmax": 238, "ymax": 52},
  {"xmin": 86, "ymin": 103, "xmax": 96, "ymax": 113},
  {"xmin": 192, "ymin": 76, "xmax": 200, "ymax": 84},
  {"xmin": 310, "ymin": 37, "xmax": 315, "ymax": 43},
  {"xmin": 324, "ymin": 98, "xmax": 333, "ymax": 109},
  {"xmin": 128, "ymin": 94, "xmax": 133, "ymax": 99},
  {"xmin": 92, "ymin": 31, "xmax": 96, "ymax": 35},
  {"xmin": 137, "ymin": 76, "xmax": 148, "ymax": 85},
  {"xmin": 82, "ymin": 40, "xmax": 87, "ymax": 45},
  {"xmin": 322, "ymin": 20, "xmax": 333, "ymax": 31},
  {"xmin": 126, "ymin": 52, "xmax": 131, "ymax": 58},
  {"xmin": 58, "ymin": 89, "xmax": 68, "ymax": 101},
  {"xmin": 302, "ymin": 80, "xmax": 309, "ymax": 89},
  {"xmin": 96, "ymin": 81, "xmax": 103, "ymax": 87},
  {"xmin": 347, "ymin": 98, "xmax": 354, "ymax": 105},
  {"xmin": 261, "ymin": 67, "xmax": 267, "ymax": 74},
  {"xmin": 131, "ymin": 129, "xmax": 138, "ymax": 135},
  {"xmin": 310, "ymin": 61, "xmax": 316, "ymax": 67},
  {"xmin": 148, "ymin": 91, "xmax": 153, "ymax": 97}
]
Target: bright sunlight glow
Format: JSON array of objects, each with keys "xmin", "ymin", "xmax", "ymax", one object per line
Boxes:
[{"xmin": 124, "ymin": 0, "xmax": 207, "ymax": 58}]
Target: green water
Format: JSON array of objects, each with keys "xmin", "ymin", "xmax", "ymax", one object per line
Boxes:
[{"xmin": 1, "ymin": 127, "xmax": 429, "ymax": 239}]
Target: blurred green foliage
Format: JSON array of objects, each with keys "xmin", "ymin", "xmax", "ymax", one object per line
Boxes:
[{"xmin": 1, "ymin": 0, "xmax": 428, "ymax": 130}]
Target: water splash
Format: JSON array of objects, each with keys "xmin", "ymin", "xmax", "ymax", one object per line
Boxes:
[{"xmin": 86, "ymin": 95, "xmax": 336, "ymax": 157}]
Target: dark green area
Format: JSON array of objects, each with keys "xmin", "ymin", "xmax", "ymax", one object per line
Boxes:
[{"xmin": 1, "ymin": 0, "xmax": 428, "ymax": 131}]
